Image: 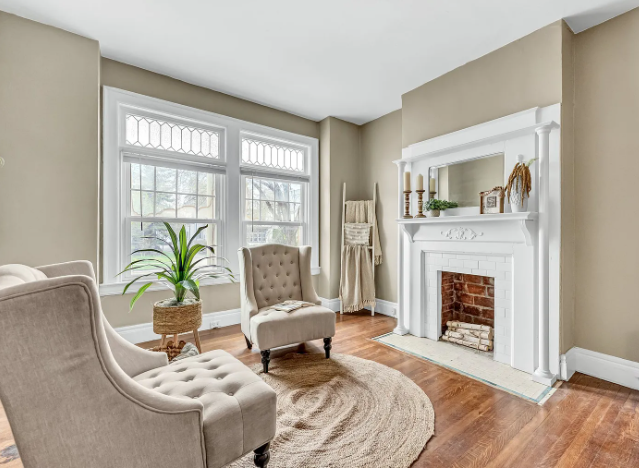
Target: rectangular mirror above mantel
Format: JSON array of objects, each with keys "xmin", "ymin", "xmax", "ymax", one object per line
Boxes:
[{"xmin": 393, "ymin": 105, "xmax": 563, "ymax": 387}]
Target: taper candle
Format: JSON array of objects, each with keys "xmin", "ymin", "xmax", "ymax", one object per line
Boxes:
[
  {"xmin": 416, "ymin": 174, "xmax": 424, "ymax": 191},
  {"xmin": 404, "ymin": 171, "xmax": 411, "ymax": 191}
]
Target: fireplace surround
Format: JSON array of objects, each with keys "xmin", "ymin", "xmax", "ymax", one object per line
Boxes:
[{"xmin": 394, "ymin": 105, "xmax": 562, "ymax": 385}]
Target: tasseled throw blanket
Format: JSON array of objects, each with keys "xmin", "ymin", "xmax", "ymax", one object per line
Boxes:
[{"xmin": 339, "ymin": 200, "xmax": 383, "ymax": 313}]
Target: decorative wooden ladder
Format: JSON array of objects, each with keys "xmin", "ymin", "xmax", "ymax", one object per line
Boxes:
[{"xmin": 339, "ymin": 182, "xmax": 378, "ymax": 316}]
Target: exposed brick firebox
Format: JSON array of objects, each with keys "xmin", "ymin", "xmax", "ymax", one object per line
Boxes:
[{"xmin": 441, "ymin": 272, "xmax": 495, "ymax": 334}]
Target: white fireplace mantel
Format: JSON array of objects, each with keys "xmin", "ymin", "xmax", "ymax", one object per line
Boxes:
[
  {"xmin": 397, "ymin": 212, "xmax": 538, "ymax": 246},
  {"xmin": 394, "ymin": 104, "xmax": 562, "ymax": 385}
]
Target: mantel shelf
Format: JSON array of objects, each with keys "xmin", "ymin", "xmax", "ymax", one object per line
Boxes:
[
  {"xmin": 397, "ymin": 212, "xmax": 538, "ymax": 245},
  {"xmin": 397, "ymin": 212, "xmax": 537, "ymax": 224}
]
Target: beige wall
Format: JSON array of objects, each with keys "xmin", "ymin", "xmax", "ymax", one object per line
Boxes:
[
  {"xmin": 573, "ymin": 8, "xmax": 639, "ymax": 362},
  {"xmin": 100, "ymin": 59, "xmax": 321, "ymax": 327},
  {"xmin": 101, "ymin": 59, "xmax": 318, "ymax": 139},
  {"xmin": 317, "ymin": 117, "xmax": 362, "ymax": 299},
  {"xmin": 360, "ymin": 111, "xmax": 402, "ymax": 303},
  {"xmin": 401, "ymin": 22, "xmax": 563, "ymax": 146},
  {"xmin": 0, "ymin": 12, "xmax": 100, "ymax": 268}
]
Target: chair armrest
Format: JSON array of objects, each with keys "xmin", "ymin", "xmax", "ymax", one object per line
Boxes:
[
  {"xmin": 299, "ymin": 246, "xmax": 321, "ymax": 305},
  {"xmin": 37, "ymin": 260, "xmax": 96, "ymax": 282},
  {"xmin": 103, "ymin": 318, "xmax": 170, "ymax": 377}
]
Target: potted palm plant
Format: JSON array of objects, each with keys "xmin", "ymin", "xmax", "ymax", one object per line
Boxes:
[{"xmin": 118, "ymin": 223, "xmax": 233, "ymax": 351}]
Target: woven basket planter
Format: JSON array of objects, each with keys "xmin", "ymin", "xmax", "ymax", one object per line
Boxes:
[{"xmin": 153, "ymin": 298, "xmax": 202, "ymax": 335}]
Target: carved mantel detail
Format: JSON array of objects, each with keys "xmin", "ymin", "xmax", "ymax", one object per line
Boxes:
[{"xmin": 441, "ymin": 227, "xmax": 483, "ymax": 240}]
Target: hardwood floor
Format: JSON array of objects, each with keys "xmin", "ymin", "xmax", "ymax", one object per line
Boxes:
[{"xmin": 1, "ymin": 312, "xmax": 638, "ymax": 467}]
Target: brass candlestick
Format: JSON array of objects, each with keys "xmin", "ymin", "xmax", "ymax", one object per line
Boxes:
[
  {"xmin": 403, "ymin": 190, "xmax": 412, "ymax": 218},
  {"xmin": 415, "ymin": 190, "xmax": 426, "ymax": 218}
]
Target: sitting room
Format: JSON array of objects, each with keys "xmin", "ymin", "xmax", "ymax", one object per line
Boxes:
[{"xmin": 1, "ymin": 1, "xmax": 638, "ymax": 467}]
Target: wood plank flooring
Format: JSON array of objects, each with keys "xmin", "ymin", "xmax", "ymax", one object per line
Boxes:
[{"xmin": 1, "ymin": 312, "xmax": 637, "ymax": 467}]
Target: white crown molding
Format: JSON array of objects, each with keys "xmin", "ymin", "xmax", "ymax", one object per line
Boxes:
[
  {"xmin": 560, "ymin": 347, "xmax": 639, "ymax": 391},
  {"xmin": 115, "ymin": 307, "xmax": 241, "ymax": 344}
]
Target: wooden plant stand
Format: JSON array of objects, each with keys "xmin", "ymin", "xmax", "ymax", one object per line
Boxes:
[{"xmin": 153, "ymin": 299, "xmax": 203, "ymax": 353}]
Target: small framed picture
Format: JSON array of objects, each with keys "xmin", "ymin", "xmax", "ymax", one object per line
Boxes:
[{"xmin": 480, "ymin": 187, "xmax": 505, "ymax": 214}]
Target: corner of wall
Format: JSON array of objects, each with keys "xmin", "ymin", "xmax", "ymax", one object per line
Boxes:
[{"xmin": 559, "ymin": 19, "xmax": 577, "ymax": 354}]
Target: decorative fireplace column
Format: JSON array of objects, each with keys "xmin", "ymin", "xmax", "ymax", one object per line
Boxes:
[
  {"xmin": 394, "ymin": 160, "xmax": 409, "ymax": 335},
  {"xmin": 532, "ymin": 124, "xmax": 557, "ymax": 386}
]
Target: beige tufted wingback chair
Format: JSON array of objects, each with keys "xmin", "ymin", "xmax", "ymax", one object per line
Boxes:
[
  {"xmin": 0, "ymin": 261, "xmax": 276, "ymax": 468},
  {"xmin": 238, "ymin": 245, "xmax": 336, "ymax": 372}
]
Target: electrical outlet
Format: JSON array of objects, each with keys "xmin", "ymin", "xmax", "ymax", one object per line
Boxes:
[{"xmin": 210, "ymin": 320, "xmax": 220, "ymax": 329}]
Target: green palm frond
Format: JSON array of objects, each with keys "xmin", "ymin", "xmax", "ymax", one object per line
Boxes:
[{"xmin": 120, "ymin": 222, "xmax": 235, "ymax": 310}]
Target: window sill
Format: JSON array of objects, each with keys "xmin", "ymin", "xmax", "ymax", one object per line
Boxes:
[
  {"xmin": 99, "ymin": 275, "xmax": 235, "ymax": 297},
  {"xmin": 100, "ymin": 266, "xmax": 320, "ymax": 296}
]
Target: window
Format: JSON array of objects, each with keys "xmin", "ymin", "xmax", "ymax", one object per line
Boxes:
[
  {"xmin": 241, "ymin": 134, "xmax": 311, "ymax": 249},
  {"xmin": 102, "ymin": 88, "xmax": 319, "ymax": 295},
  {"xmin": 243, "ymin": 175, "xmax": 305, "ymax": 247},
  {"xmin": 126, "ymin": 162, "xmax": 222, "ymax": 277}
]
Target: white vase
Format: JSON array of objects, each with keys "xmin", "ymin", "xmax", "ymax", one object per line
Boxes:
[{"xmin": 509, "ymin": 185, "xmax": 529, "ymax": 213}]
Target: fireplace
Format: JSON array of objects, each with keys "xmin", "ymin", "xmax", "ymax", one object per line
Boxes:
[
  {"xmin": 394, "ymin": 105, "xmax": 563, "ymax": 384},
  {"xmin": 442, "ymin": 272, "xmax": 495, "ymax": 331},
  {"xmin": 440, "ymin": 272, "xmax": 495, "ymax": 353}
]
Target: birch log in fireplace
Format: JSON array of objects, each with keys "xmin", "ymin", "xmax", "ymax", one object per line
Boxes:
[{"xmin": 394, "ymin": 105, "xmax": 562, "ymax": 386}]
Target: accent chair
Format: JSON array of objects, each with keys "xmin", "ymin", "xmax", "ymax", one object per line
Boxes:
[
  {"xmin": 238, "ymin": 244, "xmax": 336, "ymax": 372},
  {"xmin": 0, "ymin": 261, "xmax": 276, "ymax": 468}
]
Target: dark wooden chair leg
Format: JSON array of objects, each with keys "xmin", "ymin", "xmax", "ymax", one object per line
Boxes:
[
  {"xmin": 245, "ymin": 335, "xmax": 253, "ymax": 349},
  {"xmin": 253, "ymin": 442, "xmax": 271, "ymax": 467},
  {"xmin": 323, "ymin": 337, "xmax": 332, "ymax": 359},
  {"xmin": 261, "ymin": 350, "xmax": 271, "ymax": 373}
]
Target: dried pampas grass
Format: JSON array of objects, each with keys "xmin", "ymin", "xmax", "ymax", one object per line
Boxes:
[{"xmin": 506, "ymin": 159, "xmax": 535, "ymax": 207}]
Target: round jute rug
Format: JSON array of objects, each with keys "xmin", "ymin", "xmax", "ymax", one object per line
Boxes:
[{"xmin": 226, "ymin": 353, "xmax": 434, "ymax": 468}]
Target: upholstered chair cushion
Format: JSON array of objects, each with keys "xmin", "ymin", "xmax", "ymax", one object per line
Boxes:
[
  {"xmin": 250, "ymin": 305, "xmax": 336, "ymax": 351},
  {"xmin": 250, "ymin": 245, "xmax": 303, "ymax": 309},
  {"xmin": 134, "ymin": 349, "xmax": 277, "ymax": 468},
  {"xmin": 0, "ymin": 264, "xmax": 46, "ymax": 290}
]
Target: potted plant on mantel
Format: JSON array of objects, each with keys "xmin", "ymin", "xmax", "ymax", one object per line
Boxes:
[
  {"xmin": 118, "ymin": 222, "xmax": 233, "ymax": 353},
  {"xmin": 506, "ymin": 156, "xmax": 537, "ymax": 212},
  {"xmin": 423, "ymin": 199, "xmax": 459, "ymax": 218}
]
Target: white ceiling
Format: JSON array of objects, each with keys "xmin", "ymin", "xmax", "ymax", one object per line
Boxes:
[{"xmin": 1, "ymin": 0, "xmax": 638, "ymax": 124}]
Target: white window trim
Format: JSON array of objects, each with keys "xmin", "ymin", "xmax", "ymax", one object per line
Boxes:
[{"xmin": 102, "ymin": 87, "xmax": 319, "ymax": 296}]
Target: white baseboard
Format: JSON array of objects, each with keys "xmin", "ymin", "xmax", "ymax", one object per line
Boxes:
[
  {"xmin": 115, "ymin": 308, "xmax": 241, "ymax": 344},
  {"xmin": 319, "ymin": 297, "xmax": 341, "ymax": 312},
  {"xmin": 364, "ymin": 298, "xmax": 397, "ymax": 317},
  {"xmin": 560, "ymin": 346, "xmax": 639, "ymax": 391},
  {"xmin": 319, "ymin": 297, "xmax": 397, "ymax": 317}
]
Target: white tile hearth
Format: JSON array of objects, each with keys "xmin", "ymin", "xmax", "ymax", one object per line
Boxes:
[{"xmin": 374, "ymin": 333, "xmax": 559, "ymax": 405}]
